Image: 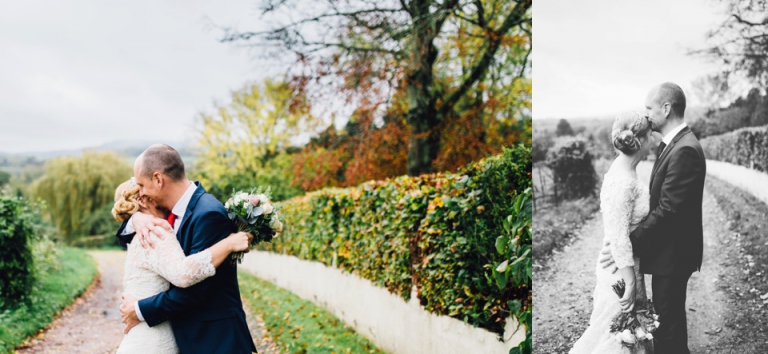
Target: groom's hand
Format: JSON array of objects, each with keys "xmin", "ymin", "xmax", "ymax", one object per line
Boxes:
[
  {"xmin": 598, "ymin": 240, "xmax": 618, "ymax": 274},
  {"xmin": 120, "ymin": 293, "xmax": 141, "ymax": 334},
  {"xmin": 132, "ymin": 212, "xmax": 172, "ymax": 249}
]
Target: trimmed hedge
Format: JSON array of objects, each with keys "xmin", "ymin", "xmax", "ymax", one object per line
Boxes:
[
  {"xmin": 700, "ymin": 125, "xmax": 768, "ymax": 172},
  {"xmin": 260, "ymin": 145, "xmax": 531, "ymax": 336},
  {"xmin": 0, "ymin": 196, "xmax": 36, "ymax": 304}
]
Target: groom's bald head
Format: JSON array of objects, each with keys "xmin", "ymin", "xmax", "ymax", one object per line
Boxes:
[
  {"xmin": 651, "ymin": 82, "xmax": 686, "ymax": 118},
  {"xmin": 137, "ymin": 144, "xmax": 186, "ymax": 182}
]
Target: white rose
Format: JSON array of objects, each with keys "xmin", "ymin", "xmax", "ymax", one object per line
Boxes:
[
  {"xmin": 619, "ymin": 329, "xmax": 636, "ymax": 344},
  {"xmin": 273, "ymin": 220, "xmax": 284, "ymax": 233},
  {"xmin": 645, "ymin": 333, "xmax": 653, "ymax": 340},
  {"xmin": 634, "ymin": 327, "xmax": 647, "ymax": 340},
  {"xmin": 262, "ymin": 202, "xmax": 273, "ymax": 215},
  {"xmin": 259, "ymin": 194, "xmax": 269, "ymax": 204},
  {"xmin": 653, "ymin": 321, "xmax": 660, "ymax": 328}
]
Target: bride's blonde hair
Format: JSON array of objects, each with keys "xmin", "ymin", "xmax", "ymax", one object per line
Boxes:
[
  {"xmin": 112, "ymin": 178, "xmax": 140, "ymax": 222},
  {"xmin": 611, "ymin": 111, "xmax": 651, "ymax": 155}
]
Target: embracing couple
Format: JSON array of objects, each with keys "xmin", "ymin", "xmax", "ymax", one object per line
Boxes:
[
  {"xmin": 571, "ymin": 83, "xmax": 707, "ymax": 354},
  {"xmin": 111, "ymin": 144, "xmax": 258, "ymax": 353}
]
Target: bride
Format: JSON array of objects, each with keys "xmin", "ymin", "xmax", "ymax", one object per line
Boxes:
[
  {"xmin": 111, "ymin": 178, "xmax": 251, "ymax": 353},
  {"xmin": 570, "ymin": 112, "xmax": 655, "ymax": 353}
]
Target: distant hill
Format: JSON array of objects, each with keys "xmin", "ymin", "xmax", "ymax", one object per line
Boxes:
[
  {"xmin": 0, "ymin": 140, "xmax": 197, "ymax": 176},
  {"xmin": 534, "ymin": 117, "xmax": 613, "ymax": 134},
  {"xmin": 1, "ymin": 140, "xmax": 195, "ymax": 160}
]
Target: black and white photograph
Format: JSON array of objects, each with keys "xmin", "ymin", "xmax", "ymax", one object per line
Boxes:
[{"xmin": 534, "ymin": 0, "xmax": 768, "ymax": 353}]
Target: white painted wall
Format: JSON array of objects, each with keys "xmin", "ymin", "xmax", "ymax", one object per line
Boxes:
[
  {"xmin": 239, "ymin": 251, "xmax": 525, "ymax": 354},
  {"xmin": 705, "ymin": 159, "xmax": 768, "ymax": 205}
]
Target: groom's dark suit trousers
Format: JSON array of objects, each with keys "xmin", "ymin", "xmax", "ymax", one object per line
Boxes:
[{"xmin": 652, "ymin": 272, "xmax": 692, "ymax": 354}]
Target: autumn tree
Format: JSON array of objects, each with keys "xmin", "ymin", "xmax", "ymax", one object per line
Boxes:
[
  {"xmin": 31, "ymin": 152, "xmax": 131, "ymax": 242},
  {"xmin": 194, "ymin": 78, "xmax": 315, "ymax": 201},
  {"xmin": 221, "ymin": 0, "xmax": 531, "ymax": 176}
]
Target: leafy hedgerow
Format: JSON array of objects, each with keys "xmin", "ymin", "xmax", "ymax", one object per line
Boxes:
[
  {"xmin": 701, "ymin": 125, "xmax": 768, "ymax": 171},
  {"xmin": 259, "ymin": 144, "xmax": 531, "ymax": 339},
  {"xmin": 0, "ymin": 196, "xmax": 36, "ymax": 304}
]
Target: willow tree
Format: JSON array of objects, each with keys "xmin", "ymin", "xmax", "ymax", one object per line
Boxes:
[
  {"xmin": 221, "ymin": 0, "xmax": 531, "ymax": 176},
  {"xmin": 194, "ymin": 78, "xmax": 316, "ymax": 201},
  {"xmin": 31, "ymin": 152, "xmax": 132, "ymax": 242}
]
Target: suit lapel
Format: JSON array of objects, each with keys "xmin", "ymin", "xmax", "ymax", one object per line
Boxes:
[
  {"xmin": 649, "ymin": 126, "xmax": 691, "ymax": 188},
  {"xmin": 177, "ymin": 182, "xmax": 206, "ymax": 243}
]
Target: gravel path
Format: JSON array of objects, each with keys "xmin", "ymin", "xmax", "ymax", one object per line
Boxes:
[
  {"xmin": 16, "ymin": 250, "xmax": 278, "ymax": 353},
  {"xmin": 533, "ymin": 162, "xmax": 735, "ymax": 353}
]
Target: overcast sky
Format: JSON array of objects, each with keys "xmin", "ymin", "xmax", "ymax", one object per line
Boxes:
[
  {"xmin": 0, "ymin": 0, "xmax": 284, "ymax": 153},
  {"xmin": 534, "ymin": 0, "xmax": 733, "ymax": 120}
]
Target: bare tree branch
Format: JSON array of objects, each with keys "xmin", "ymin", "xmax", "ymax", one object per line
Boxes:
[{"xmin": 438, "ymin": 0, "xmax": 531, "ymax": 117}]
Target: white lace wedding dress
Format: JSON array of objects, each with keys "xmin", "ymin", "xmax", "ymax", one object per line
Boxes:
[
  {"xmin": 570, "ymin": 171, "xmax": 652, "ymax": 354},
  {"xmin": 116, "ymin": 226, "xmax": 216, "ymax": 354}
]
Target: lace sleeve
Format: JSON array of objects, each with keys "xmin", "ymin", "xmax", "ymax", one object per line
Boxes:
[
  {"xmin": 601, "ymin": 178, "xmax": 638, "ymax": 269},
  {"xmin": 143, "ymin": 226, "xmax": 216, "ymax": 288}
]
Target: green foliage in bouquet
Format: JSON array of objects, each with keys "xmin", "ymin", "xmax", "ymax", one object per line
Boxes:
[
  {"xmin": 701, "ymin": 125, "xmax": 768, "ymax": 172},
  {"xmin": 262, "ymin": 144, "xmax": 531, "ymax": 339},
  {"xmin": 0, "ymin": 196, "xmax": 37, "ymax": 305}
]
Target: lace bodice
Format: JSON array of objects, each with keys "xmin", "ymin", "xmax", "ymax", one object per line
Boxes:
[
  {"xmin": 117, "ymin": 226, "xmax": 216, "ymax": 354},
  {"xmin": 599, "ymin": 172, "xmax": 650, "ymax": 269}
]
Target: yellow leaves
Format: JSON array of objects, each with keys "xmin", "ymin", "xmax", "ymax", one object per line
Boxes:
[
  {"xmin": 427, "ymin": 196, "xmax": 445, "ymax": 213},
  {"xmin": 194, "ymin": 77, "xmax": 319, "ymax": 189}
]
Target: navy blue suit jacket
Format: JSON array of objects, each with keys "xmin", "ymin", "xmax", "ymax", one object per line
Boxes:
[{"xmin": 118, "ymin": 183, "xmax": 256, "ymax": 353}]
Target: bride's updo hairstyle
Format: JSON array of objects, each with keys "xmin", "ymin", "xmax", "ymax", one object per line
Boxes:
[
  {"xmin": 112, "ymin": 178, "xmax": 140, "ymax": 222},
  {"xmin": 611, "ymin": 111, "xmax": 651, "ymax": 155}
]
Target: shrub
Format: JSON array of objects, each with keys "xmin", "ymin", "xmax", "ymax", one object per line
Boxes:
[
  {"xmin": 701, "ymin": 125, "xmax": 768, "ymax": 172},
  {"xmin": 546, "ymin": 136, "xmax": 598, "ymax": 201},
  {"xmin": 261, "ymin": 145, "xmax": 531, "ymax": 337},
  {"xmin": 0, "ymin": 196, "xmax": 36, "ymax": 304},
  {"xmin": 0, "ymin": 247, "xmax": 96, "ymax": 352}
]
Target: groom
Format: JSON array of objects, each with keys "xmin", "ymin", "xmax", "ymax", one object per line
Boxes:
[
  {"xmin": 116, "ymin": 144, "xmax": 257, "ymax": 353},
  {"xmin": 602, "ymin": 83, "xmax": 706, "ymax": 354}
]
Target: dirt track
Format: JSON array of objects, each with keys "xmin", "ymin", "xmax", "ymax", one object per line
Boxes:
[{"xmin": 16, "ymin": 250, "xmax": 279, "ymax": 354}]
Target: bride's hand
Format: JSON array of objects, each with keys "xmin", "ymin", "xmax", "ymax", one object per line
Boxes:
[
  {"xmin": 132, "ymin": 212, "xmax": 172, "ymax": 249},
  {"xmin": 617, "ymin": 266, "xmax": 637, "ymax": 313},
  {"xmin": 619, "ymin": 281, "xmax": 636, "ymax": 313}
]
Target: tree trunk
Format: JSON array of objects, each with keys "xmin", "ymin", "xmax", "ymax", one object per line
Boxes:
[{"xmin": 405, "ymin": 0, "xmax": 440, "ymax": 177}]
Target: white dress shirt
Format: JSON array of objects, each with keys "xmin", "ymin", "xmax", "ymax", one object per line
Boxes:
[
  {"xmin": 131, "ymin": 181, "xmax": 198, "ymax": 322},
  {"xmin": 659, "ymin": 122, "xmax": 688, "ymax": 154}
]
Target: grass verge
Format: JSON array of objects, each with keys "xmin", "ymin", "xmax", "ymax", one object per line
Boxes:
[
  {"xmin": 238, "ymin": 272, "xmax": 382, "ymax": 354},
  {"xmin": 706, "ymin": 176, "xmax": 768, "ymax": 351},
  {"xmin": 0, "ymin": 247, "xmax": 97, "ymax": 353},
  {"xmin": 532, "ymin": 196, "xmax": 599, "ymax": 262}
]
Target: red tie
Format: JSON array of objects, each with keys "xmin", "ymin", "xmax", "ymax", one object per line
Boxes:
[{"xmin": 167, "ymin": 213, "xmax": 176, "ymax": 227}]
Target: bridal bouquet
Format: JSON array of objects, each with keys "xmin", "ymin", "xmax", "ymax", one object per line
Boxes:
[
  {"xmin": 224, "ymin": 187, "xmax": 284, "ymax": 264},
  {"xmin": 610, "ymin": 279, "xmax": 660, "ymax": 348}
]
